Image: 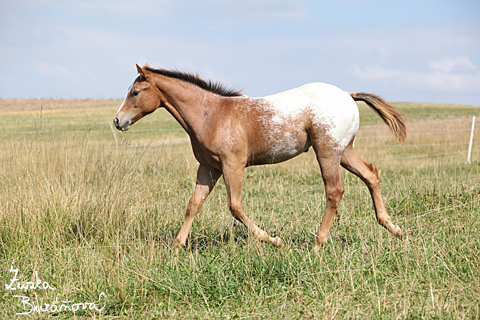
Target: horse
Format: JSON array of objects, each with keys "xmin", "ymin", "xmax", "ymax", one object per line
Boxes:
[{"xmin": 114, "ymin": 63, "xmax": 407, "ymax": 251}]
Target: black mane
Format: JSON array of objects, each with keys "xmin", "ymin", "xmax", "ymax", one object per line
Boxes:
[{"xmin": 144, "ymin": 67, "xmax": 243, "ymax": 97}]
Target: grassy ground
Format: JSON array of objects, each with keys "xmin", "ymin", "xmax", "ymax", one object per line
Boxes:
[{"xmin": 0, "ymin": 99, "xmax": 479, "ymax": 319}]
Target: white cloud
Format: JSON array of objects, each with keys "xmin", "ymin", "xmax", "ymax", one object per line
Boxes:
[
  {"xmin": 350, "ymin": 56, "xmax": 480, "ymax": 93},
  {"xmin": 351, "ymin": 64, "xmax": 400, "ymax": 80},
  {"xmin": 428, "ymin": 56, "xmax": 478, "ymax": 74},
  {"xmin": 34, "ymin": 62, "xmax": 68, "ymax": 77},
  {"xmin": 60, "ymin": 0, "xmax": 309, "ymax": 21},
  {"xmin": 1, "ymin": 1, "xmax": 479, "ymax": 105},
  {"xmin": 377, "ymin": 47, "xmax": 392, "ymax": 63}
]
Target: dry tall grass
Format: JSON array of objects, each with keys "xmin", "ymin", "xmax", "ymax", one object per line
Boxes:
[{"xmin": 0, "ymin": 100, "xmax": 479, "ymax": 319}]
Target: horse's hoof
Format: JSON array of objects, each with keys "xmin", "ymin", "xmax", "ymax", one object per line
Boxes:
[
  {"xmin": 393, "ymin": 225, "xmax": 402, "ymax": 239},
  {"xmin": 173, "ymin": 243, "xmax": 184, "ymax": 254},
  {"xmin": 272, "ymin": 236, "xmax": 284, "ymax": 248}
]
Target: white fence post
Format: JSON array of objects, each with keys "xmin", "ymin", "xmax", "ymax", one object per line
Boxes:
[{"xmin": 466, "ymin": 116, "xmax": 475, "ymax": 164}]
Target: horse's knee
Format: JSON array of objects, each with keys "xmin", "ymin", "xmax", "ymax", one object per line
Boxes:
[{"xmin": 186, "ymin": 195, "xmax": 204, "ymax": 216}]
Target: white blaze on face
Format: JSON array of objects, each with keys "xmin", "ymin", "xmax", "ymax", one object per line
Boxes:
[
  {"xmin": 114, "ymin": 90, "xmax": 136, "ymax": 131},
  {"xmin": 115, "ymin": 91, "xmax": 129, "ymax": 118}
]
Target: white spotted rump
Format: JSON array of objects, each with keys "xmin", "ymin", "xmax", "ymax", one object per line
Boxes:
[{"xmin": 248, "ymin": 82, "xmax": 359, "ymax": 164}]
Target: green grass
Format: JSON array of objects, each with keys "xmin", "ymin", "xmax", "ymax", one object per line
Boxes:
[
  {"xmin": 0, "ymin": 100, "xmax": 187, "ymax": 145},
  {"xmin": 0, "ymin": 99, "xmax": 479, "ymax": 319}
]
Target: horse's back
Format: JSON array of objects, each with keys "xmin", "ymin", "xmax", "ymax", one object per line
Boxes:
[
  {"xmin": 263, "ymin": 82, "xmax": 349, "ymax": 102},
  {"xmin": 261, "ymin": 82, "xmax": 358, "ymax": 120}
]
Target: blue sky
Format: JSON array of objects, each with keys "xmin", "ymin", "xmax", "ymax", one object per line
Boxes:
[{"xmin": 1, "ymin": 0, "xmax": 479, "ymax": 105}]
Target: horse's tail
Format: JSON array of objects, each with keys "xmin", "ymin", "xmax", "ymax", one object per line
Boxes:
[{"xmin": 350, "ymin": 92, "xmax": 407, "ymax": 145}]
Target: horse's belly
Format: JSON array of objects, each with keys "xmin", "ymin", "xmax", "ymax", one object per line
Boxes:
[{"xmin": 248, "ymin": 131, "xmax": 310, "ymax": 165}]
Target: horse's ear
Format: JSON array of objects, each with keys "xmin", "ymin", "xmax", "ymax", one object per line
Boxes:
[
  {"xmin": 136, "ymin": 64, "xmax": 146, "ymax": 78},
  {"xmin": 144, "ymin": 62, "xmax": 150, "ymax": 68}
]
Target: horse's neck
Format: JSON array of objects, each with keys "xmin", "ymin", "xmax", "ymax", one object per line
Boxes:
[{"xmin": 155, "ymin": 78, "xmax": 218, "ymax": 136}]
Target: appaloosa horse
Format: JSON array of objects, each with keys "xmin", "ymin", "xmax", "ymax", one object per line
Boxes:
[{"xmin": 114, "ymin": 64, "xmax": 407, "ymax": 251}]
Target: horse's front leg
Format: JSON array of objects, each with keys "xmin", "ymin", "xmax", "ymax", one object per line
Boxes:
[
  {"xmin": 174, "ymin": 164, "xmax": 222, "ymax": 251},
  {"xmin": 222, "ymin": 162, "xmax": 283, "ymax": 248}
]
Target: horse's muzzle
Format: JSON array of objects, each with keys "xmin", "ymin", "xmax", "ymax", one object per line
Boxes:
[{"xmin": 113, "ymin": 117, "xmax": 130, "ymax": 131}]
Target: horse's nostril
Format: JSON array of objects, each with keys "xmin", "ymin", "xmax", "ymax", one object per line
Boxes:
[{"xmin": 114, "ymin": 118, "xmax": 119, "ymax": 127}]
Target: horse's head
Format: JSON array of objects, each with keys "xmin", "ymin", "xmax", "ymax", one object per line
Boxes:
[{"xmin": 113, "ymin": 64, "xmax": 161, "ymax": 131}]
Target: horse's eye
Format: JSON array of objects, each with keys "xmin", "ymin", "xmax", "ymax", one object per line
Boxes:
[{"xmin": 132, "ymin": 90, "xmax": 139, "ymax": 97}]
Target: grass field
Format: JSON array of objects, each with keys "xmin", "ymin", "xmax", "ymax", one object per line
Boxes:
[{"xmin": 0, "ymin": 98, "xmax": 479, "ymax": 319}]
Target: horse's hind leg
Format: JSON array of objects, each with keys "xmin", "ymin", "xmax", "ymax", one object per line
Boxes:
[
  {"xmin": 340, "ymin": 146, "xmax": 402, "ymax": 239},
  {"xmin": 313, "ymin": 152, "xmax": 345, "ymax": 250}
]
